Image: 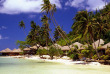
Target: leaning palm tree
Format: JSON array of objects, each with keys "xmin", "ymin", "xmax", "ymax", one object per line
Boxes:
[
  {"xmin": 41, "ymin": 0, "xmax": 71, "ymax": 50},
  {"xmin": 19, "ymin": 20, "xmax": 26, "ymax": 36}
]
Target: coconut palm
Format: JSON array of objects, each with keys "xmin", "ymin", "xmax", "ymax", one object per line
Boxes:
[
  {"xmin": 41, "ymin": 15, "xmax": 50, "ymax": 47},
  {"xmin": 72, "ymin": 10, "xmax": 100, "ymax": 58},
  {"xmin": 41, "ymin": 0, "xmax": 71, "ymax": 50},
  {"xmin": 19, "ymin": 20, "xmax": 26, "ymax": 36}
]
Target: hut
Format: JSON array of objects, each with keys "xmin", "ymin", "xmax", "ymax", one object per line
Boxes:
[
  {"xmin": 23, "ymin": 48, "xmax": 31, "ymax": 55},
  {"xmin": 12, "ymin": 48, "xmax": 22, "ymax": 56},
  {"xmin": 61, "ymin": 46, "xmax": 70, "ymax": 56},
  {"xmin": 80, "ymin": 44, "xmax": 88, "ymax": 50},
  {"xmin": 70, "ymin": 42, "xmax": 83, "ymax": 49},
  {"xmin": 101, "ymin": 42, "xmax": 110, "ymax": 49},
  {"xmin": 0, "ymin": 48, "xmax": 12, "ymax": 56},
  {"xmin": 99, "ymin": 42, "xmax": 110, "ymax": 55},
  {"xmin": 54, "ymin": 43, "xmax": 62, "ymax": 48},
  {"xmin": 92, "ymin": 39, "xmax": 104, "ymax": 49}
]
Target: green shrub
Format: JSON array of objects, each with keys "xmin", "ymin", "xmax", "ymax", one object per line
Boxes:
[
  {"xmin": 92, "ymin": 55, "xmax": 98, "ymax": 60},
  {"xmin": 105, "ymin": 48, "xmax": 110, "ymax": 56},
  {"xmin": 37, "ymin": 49, "xmax": 48, "ymax": 57},
  {"xmin": 67, "ymin": 49, "xmax": 79, "ymax": 60},
  {"xmin": 100, "ymin": 55, "xmax": 109, "ymax": 60},
  {"xmin": 19, "ymin": 52, "xmax": 24, "ymax": 55},
  {"xmin": 48, "ymin": 46, "xmax": 63, "ymax": 59},
  {"xmin": 81, "ymin": 49, "xmax": 90, "ymax": 58}
]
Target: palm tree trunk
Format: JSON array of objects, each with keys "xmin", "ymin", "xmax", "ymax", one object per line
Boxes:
[
  {"xmin": 90, "ymin": 32, "xmax": 100, "ymax": 59},
  {"xmin": 23, "ymin": 30, "xmax": 26, "ymax": 36},
  {"xmin": 52, "ymin": 14, "xmax": 72, "ymax": 44},
  {"xmin": 50, "ymin": 12, "xmax": 72, "ymax": 50}
]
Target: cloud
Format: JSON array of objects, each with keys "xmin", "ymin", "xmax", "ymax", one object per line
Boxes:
[
  {"xmin": 0, "ymin": 34, "xmax": 8, "ymax": 40},
  {"xmin": 65, "ymin": 0, "xmax": 107, "ymax": 11},
  {"xmin": 0, "ymin": 0, "xmax": 62, "ymax": 14},
  {"xmin": 0, "ymin": 26, "xmax": 7, "ymax": 30},
  {"xmin": 28, "ymin": 14, "xmax": 36, "ymax": 18}
]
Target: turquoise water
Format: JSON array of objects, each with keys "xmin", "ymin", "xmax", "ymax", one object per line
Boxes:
[{"xmin": 0, "ymin": 57, "xmax": 110, "ymax": 74}]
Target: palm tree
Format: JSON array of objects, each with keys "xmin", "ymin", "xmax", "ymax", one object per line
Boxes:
[
  {"xmin": 19, "ymin": 20, "xmax": 26, "ymax": 36},
  {"xmin": 41, "ymin": 0, "xmax": 71, "ymax": 50},
  {"xmin": 41, "ymin": 15, "xmax": 50, "ymax": 47},
  {"xmin": 72, "ymin": 10, "xmax": 100, "ymax": 58}
]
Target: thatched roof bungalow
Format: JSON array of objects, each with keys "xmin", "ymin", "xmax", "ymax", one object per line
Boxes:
[
  {"xmin": 100, "ymin": 42, "xmax": 110, "ymax": 49},
  {"xmin": 92, "ymin": 39, "xmax": 104, "ymax": 49},
  {"xmin": 61, "ymin": 46, "xmax": 70, "ymax": 51},
  {"xmin": 70, "ymin": 42, "xmax": 83, "ymax": 49}
]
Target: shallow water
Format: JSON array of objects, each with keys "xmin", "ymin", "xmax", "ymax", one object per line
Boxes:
[{"xmin": 0, "ymin": 57, "xmax": 110, "ymax": 74}]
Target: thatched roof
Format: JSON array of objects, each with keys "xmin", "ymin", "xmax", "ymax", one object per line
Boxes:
[
  {"xmin": 43, "ymin": 47, "xmax": 49, "ymax": 50},
  {"xmin": 52, "ymin": 43, "xmax": 62, "ymax": 48},
  {"xmin": 30, "ymin": 44, "xmax": 41, "ymax": 49},
  {"xmin": 80, "ymin": 44, "xmax": 88, "ymax": 50},
  {"xmin": 23, "ymin": 48, "xmax": 30, "ymax": 51},
  {"xmin": 30, "ymin": 46, "xmax": 37, "ymax": 49},
  {"xmin": 0, "ymin": 48, "xmax": 12, "ymax": 53},
  {"xmin": 38, "ymin": 46, "xmax": 44, "ymax": 49},
  {"xmin": 70, "ymin": 42, "xmax": 83, "ymax": 49},
  {"xmin": 0, "ymin": 50, "xmax": 6, "ymax": 53},
  {"xmin": 12, "ymin": 48, "xmax": 22, "ymax": 52},
  {"xmin": 61, "ymin": 46, "xmax": 70, "ymax": 51},
  {"xmin": 92, "ymin": 39, "xmax": 104, "ymax": 49},
  {"xmin": 4, "ymin": 48, "xmax": 12, "ymax": 52},
  {"xmin": 101, "ymin": 42, "xmax": 110, "ymax": 49}
]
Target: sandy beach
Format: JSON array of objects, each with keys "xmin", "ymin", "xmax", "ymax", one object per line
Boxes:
[{"xmin": 23, "ymin": 55, "xmax": 101, "ymax": 66}]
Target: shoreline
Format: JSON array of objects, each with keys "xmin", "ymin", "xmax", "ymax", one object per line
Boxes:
[
  {"xmin": 1, "ymin": 55, "xmax": 110, "ymax": 66},
  {"xmin": 0, "ymin": 55, "xmax": 101, "ymax": 66}
]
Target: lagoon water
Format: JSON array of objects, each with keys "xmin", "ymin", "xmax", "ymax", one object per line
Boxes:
[{"xmin": 0, "ymin": 57, "xmax": 110, "ymax": 74}]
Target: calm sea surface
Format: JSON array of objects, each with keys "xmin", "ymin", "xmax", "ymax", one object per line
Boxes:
[{"xmin": 0, "ymin": 57, "xmax": 110, "ymax": 74}]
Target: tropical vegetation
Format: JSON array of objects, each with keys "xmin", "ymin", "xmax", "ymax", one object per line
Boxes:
[{"xmin": 16, "ymin": 0, "xmax": 110, "ymax": 61}]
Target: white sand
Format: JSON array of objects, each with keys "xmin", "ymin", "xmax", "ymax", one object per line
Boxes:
[{"xmin": 24, "ymin": 55, "xmax": 101, "ymax": 66}]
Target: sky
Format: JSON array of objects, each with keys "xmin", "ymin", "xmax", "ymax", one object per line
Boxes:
[{"xmin": 0, "ymin": 0, "xmax": 110, "ymax": 51}]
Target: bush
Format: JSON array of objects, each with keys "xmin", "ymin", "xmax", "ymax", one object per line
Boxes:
[
  {"xmin": 92, "ymin": 55, "xmax": 98, "ymax": 60},
  {"xmin": 37, "ymin": 49, "xmax": 48, "ymax": 57},
  {"xmin": 67, "ymin": 49, "xmax": 79, "ymax": 60},
  {"xmin": 19, "ymin": 52, "xmax": 24, "ymax": 55},
  {"xmin": 100, "ymin": 55, "xmax": 109, "ymax": 60},
  {"xmin": 105, "ymin": 48, "xmax": 110, "ymax": 56},
  {"xmin": 48, "ymin": 46, "xmax": 63, "ymax": 59},
  {"xmin": 81, "ymin": 49, "xmax": 90, "ymax": 58}
]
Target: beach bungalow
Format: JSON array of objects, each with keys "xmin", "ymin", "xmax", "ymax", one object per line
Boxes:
[
  {"xmin": 0, "ymin": 48, "xmax": 12, "ymax": 56},
  {"xmin": 61, "ymin": 46, "xmax": 70, "ymax": 56},
  {"xmin": 70, "ymin": 42, "xmax": 83, "ymax": 49},
  {"xmin": 11, "ymin": 48, "xmax": 22, "ymax": 56},
  {"xmin": 23, "ymin": 48, "xmax": 31, "ymax": 55},
  {"xmin": 100, "ymin": 42, "xmax": 110, "ymax": 55},
  {"xmin": 92, "ymin": 39, "xmax": 104, "ymax": 49}
]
